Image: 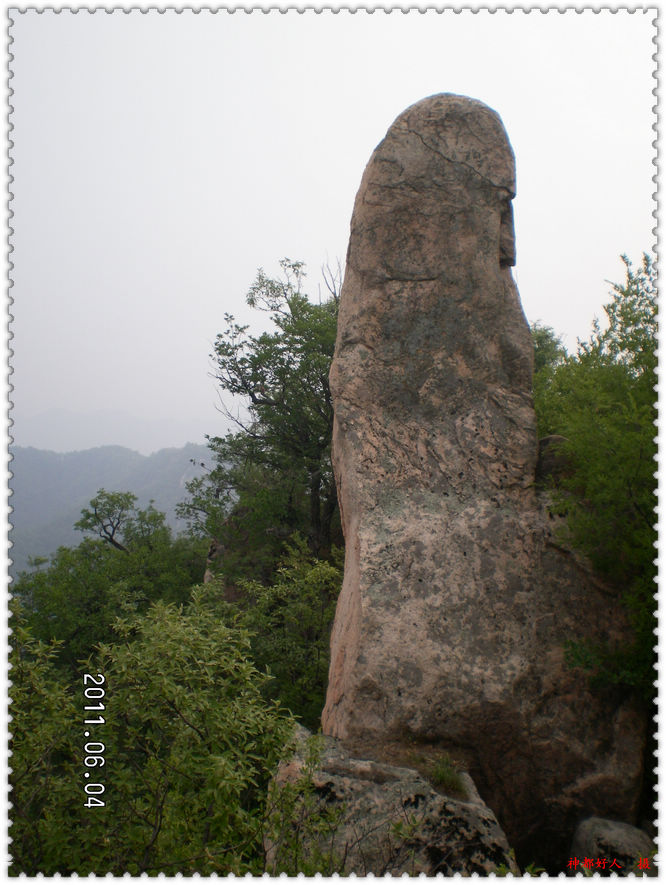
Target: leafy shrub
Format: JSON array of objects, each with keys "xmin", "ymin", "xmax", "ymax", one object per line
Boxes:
[
  {"xmin": 9, "ymin": 612, "xmax": 80, "ymax": 875},
  {"xmin": 234, "ymin": 535, "xmax": 343, "ymax": 728},
  {"xmin": 10, "ymin": 591, "xmax": 294, "ymax": 874},
  {"xmin": 532, "ymin": 254, "xmax": 657, "ymax": 702},
  {"xmin": 12, "ymin": 492, "xmax": 207, "ymax": 677},
  {"xmin": 264, "ymin": 732, "xmax": 344, "ymax": 875}
]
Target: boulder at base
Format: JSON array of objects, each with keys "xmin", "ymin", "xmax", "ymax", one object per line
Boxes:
[
  {"xmin": 571, "ymin": 817, "xmax": 657, "ymax": 877},
  {"xmin": 321, "ymin": 93, "xmax": 646, "ymax": 869},
  {"xmin": 265, "ymin": 726, "xmax": 519, "ymax": 875}
]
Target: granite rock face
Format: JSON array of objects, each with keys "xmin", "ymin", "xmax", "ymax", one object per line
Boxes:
[
  {"xmin": 321, "ymin": 94, "xmax": 645, "ymax": 866},
  {"xmin": 266, "ymin": 726, "xmax": 519, "ymax": 875}
]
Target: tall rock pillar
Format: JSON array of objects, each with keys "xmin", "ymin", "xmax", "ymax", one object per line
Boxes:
[{"xmin": 322, "ymin": 94, "xmax": 645, "ymax": 867}]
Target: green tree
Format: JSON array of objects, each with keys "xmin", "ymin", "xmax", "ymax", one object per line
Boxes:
[
  {"xmin": 531, "ymin": 322, "xmax": 567, "ymax": 438},
  {"xmin": 531, "ymin": 321, "xmax": 566, "ymax": 375},
  {"xmin": 179, "ymin": 259, "xmax": 341, "ymax": 582},
  {"xmin": 233, "ymin": 535, "xmax": 343, "ymax": 729},
  {"xmin": 533, "ymin": 254, "xmax": 657, "ymax": 699},
  {"xmin": 13, "ymin": 492, "xmax": 207, "ymax": 673},
  {"xmin": 74, "ymin": 489, "xmax": 139, "ymax": 553},
  {"xmin": 10, "ymin": 592, "xmax": 294, "ymax": 875},
  {"xmin": 9, "ymin": 607, "xmax": 81, "ymax": 874},
  {"xmin": 95, "ymin": 593, "xmax": 293, "ymax": 874}
]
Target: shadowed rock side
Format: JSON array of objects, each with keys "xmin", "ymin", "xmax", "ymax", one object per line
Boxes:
[{"xmin": 321, "ymin": 94, "xmax": 645, "ymax": 868}]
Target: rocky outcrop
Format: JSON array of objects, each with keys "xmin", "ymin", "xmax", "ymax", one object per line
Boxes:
[
  {"xmin": 321, "ymin": 93, "xmax": 646, "ymax": 868},
  {"xmin": 571, "ymin": 817, "xmax": 657, "ymax": 876},
  {"xmin": 266, "ymin": 726, "xmax": 519, "ymax": 875}
]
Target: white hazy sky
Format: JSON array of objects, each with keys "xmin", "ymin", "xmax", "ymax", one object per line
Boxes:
[{"xmin": 9, "ymin": 6, "xmax": 656, "ymax": 454}]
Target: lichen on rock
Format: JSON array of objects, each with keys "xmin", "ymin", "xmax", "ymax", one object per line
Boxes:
[{"xmin": 265, "ymin": 725, "xmax": 520, "ymax": 876}]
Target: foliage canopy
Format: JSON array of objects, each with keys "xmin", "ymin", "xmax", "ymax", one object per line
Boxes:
[
  {"xmin": 178, "ymin": 260, "xmax": 341, "ymax": 582},
  {"xmin": 12, "ymin": 492, "xmax": 207, "ymax": 674},
  {"xmin": 10, "ymin": 592, "xmax": 295, "ymax": 875},
  {"xmin": 231, "ymin": 535, "xmax": 342, "ymax": 729},
  {"xmin": 532, "ymin": 254, "xmax": 657, "ymax": 700}
]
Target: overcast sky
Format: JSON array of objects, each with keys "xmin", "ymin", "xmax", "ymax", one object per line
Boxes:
[{"xmin": 9, "ymin": 7, "xmax": 656, "ymax": 454}]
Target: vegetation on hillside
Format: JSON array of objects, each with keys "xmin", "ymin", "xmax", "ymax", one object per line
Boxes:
[
  {"xmin": 9, "ymin": 442, "xmax": 210, "ymax": 575},
  {"xmin": 9, "ymin": 596, "xmax": 293, "ymax": 874},
  {"xmin": 177, "ymin": 259, "xmax": 342, "ymax": 582},
  {"xmin": 12, "ymin": 491, "xmax": 208, "ymax": 676},
  {"xmin": 9, "ymin": 255, "xmax": 656, "ymax": 874},
  {"xmin": 532, "ymin": 254, "xmax": 657, "ymax": 703}
]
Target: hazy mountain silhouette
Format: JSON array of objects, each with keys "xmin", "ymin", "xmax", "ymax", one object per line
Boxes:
[
  {"xmin": 9, "ymin": 442, "xmax": 211, "ymax": 577},
  {"xmin": 11, "ymin": 408, "xmax": 218, "ymax": 456}
]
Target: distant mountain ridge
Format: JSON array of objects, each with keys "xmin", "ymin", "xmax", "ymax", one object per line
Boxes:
[
  {"xmin": 11, "ymin": 407, "xmax": 216, "ymax": 457},
  {"xmin": 9, "ymin": 442, "xmax": 211, "ymax": 577}
]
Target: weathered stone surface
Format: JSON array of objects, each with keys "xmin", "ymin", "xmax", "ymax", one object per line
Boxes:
[
  {"xmin": 267, "ymin": 726, "xmax": 519, "ymax": 875},
  {"xmin": 321, "ymin": 93, "xmax": 645, "ymax": 868},
  {"xmin": 571, "ymin": 817, "xmax": 657, "ymax": 876}
]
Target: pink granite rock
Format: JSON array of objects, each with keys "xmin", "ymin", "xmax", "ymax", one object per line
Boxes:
[{"xmin": 321, "ymin": 94, "xmax": 645, "ymax": 868}]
